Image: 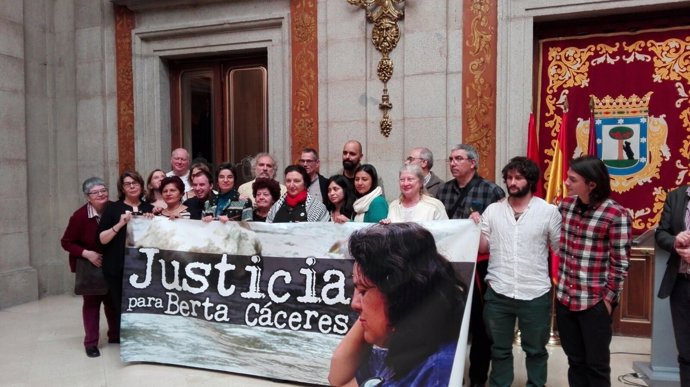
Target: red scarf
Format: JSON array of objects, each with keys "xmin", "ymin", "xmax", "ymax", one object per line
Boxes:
[{"xmin": 285, "ymin": 190, "xmax": 308, "ymax": 207}]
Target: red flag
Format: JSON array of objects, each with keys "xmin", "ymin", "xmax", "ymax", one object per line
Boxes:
[
  {"xmin": 587, "ymin": 96, "xmax": 597, "ymax": 156},
  {"xmin": 526, "ymin": 113, "xmax": 543, "ymax": 197}
]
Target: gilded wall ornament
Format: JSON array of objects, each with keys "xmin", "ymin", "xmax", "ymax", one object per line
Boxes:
[{"xmin": 347, "ymin": 0, "xmax": 404, "ymax": 137}]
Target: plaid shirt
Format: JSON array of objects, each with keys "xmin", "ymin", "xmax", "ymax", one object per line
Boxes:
[
  {"xmin": 435, "ymin": 174, "xmax": 505, "ymax": 219},
  {"xmin": 556, "ymin": 196, "xmax": 631, "ymax": 311}
]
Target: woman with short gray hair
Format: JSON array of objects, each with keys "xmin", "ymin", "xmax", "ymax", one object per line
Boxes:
[{"xmin": 61, "ymin": 177, "xmax": 119, "ymax": 358}]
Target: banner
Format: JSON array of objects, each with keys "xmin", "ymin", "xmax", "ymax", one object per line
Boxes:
[
  {"xmin": 120, "ymin": 218, "xmax": 478, "ymax": 385},
  {"xmin": 537, "ymin": 26, "xmax": 690, "ymax": 233}
]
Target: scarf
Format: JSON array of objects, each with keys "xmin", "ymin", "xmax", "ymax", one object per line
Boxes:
[
  {"xmin": 353, "ymin": 186, "xmax": 383, "ymax": 222},
  {"xmin": 285, "ymin": 190, "xmax": 308, "ymax": 207}
]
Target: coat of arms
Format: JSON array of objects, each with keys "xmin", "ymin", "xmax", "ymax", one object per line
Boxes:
[{"xmin": 576, "ymin": 92, "xmax": 669, "ymax": 193}]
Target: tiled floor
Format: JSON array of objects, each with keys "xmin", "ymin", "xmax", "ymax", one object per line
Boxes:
[{"xmin": 1, "ymin": 294, "xmax": 654, "ymax": 386}]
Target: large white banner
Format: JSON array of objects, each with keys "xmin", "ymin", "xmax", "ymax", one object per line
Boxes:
[{"xmin": 120, "ymin": 218, "xmax": 479, "ymax": 385}]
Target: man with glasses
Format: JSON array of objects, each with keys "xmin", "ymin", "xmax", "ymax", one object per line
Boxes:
[
  {"xmin": 435, "ymin": 143, "xmax": 505, "ymax": 387},
  {"xmin": 299, "ymin": 148, "xmax": 329, "ymax": 205},
  {"xmin": 404, "ymin": 147, "xmax": 443, "ymax": 196}
]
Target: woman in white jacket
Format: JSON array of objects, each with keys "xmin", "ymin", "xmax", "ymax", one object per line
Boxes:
[{"xmin": 384, "ymin": 164, "xmax": 448, "ymax": 223}]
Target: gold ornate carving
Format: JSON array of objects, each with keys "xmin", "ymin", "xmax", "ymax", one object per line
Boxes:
[
  {"xmin": 290, "ymin": 0, "xmax": 319, "ymax": 162},
  {"xmin": 592, "ymin": 93, "xmax": 652, "ymax": 117},
  {"xmin": 462, "ymin": 0, "xmax": 497, "ymax": 179},
  {"xmin": 347, "ymin": 0, "xmax": 404, "ymax": 137},
  {"xmin": 546, "ymin": 45, "xmax": 595, "ymax": 94}
]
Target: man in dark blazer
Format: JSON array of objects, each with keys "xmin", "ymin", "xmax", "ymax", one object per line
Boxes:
[{"xmin": 656, "ymin": 185, "xmax": 690, "ymax": 387}]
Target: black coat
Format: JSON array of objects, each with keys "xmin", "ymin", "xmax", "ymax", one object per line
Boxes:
[{"xmin": 656, "ymin": 186, "xmax": 690, "ymax": 299}]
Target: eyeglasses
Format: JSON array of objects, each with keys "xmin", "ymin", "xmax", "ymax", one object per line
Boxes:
[
  {"xmin": 448, "ymin": 155, "xmax": 471, "ymax": 163},
  {"xmin": 298, "ymin": 159, "xmax": 317, "ymax": 164},
  {"xmin": 123, "ymin": 181, "xmax": 140, "ymax": 188},
  {"xmin": 87, "ymin": 189, "xmax": 108, "ymax": 196},
  {"xmin": 405, "ymin": 156, "xmax": 423, "ymax": 163}
]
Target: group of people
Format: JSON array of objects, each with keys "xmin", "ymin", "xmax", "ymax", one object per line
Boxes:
[
  {"xmin": 63, "ymin": 139, "xmax": 687, "ymax": 387},
  {"xmin": 328, "ymin": 151, "xmax": 635, "ymax": 387}
]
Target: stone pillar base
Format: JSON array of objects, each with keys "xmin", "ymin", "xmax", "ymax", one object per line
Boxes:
[{"xmin": 0, "ymin": 267, "xmax": 38, "ymax": 309}]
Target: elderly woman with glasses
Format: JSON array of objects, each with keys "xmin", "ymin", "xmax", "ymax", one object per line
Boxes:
[
  {"xmin": 381, "ymin": 164, "xmax": 448, "ymax": 223},
  {"xmin": 98, "ymin": 170, "xmax": 154, "ymax": 342},
  {"xmin": 329, "ymin": 223, "xmax": 466, "ymax": 387},
  {"xmin": 61, "ymin": 177, "xmax": 119, "ymax": 358}
]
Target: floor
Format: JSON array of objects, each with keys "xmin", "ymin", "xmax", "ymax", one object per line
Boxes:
[{"xmin": 0, "ymin": 294, "xmax": 656, "ymax": 387}]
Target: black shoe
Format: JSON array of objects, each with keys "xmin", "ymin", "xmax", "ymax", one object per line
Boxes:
[
  {"xmin": 108, "ymin": 338, "xmax": 120, "ymax": 344},
  {"xmin": 470, "ymin": 383, "xmax": 486, "ymax": 387},
  {"xmin": 85, "ymin": 346, "xmax": 100, "ymax": 358}
]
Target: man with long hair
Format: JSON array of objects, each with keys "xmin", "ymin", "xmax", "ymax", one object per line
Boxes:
[{"xmin": 556, "ymin": 155, "xmax": 631, "ymax": 387}]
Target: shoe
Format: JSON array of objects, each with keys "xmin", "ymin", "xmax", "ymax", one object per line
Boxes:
[
  {"xmin": 108, "ymin": 338, "xmax": 120, "ymax": 344},
  {"xmin": 470, "ymin": 383, "xmax": 486, "ymax": 387},
  {"xmin": 85, "ymin": 346, "xmax": 100, "ymax": 358}
]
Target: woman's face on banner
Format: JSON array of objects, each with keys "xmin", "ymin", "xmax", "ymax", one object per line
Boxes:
[{"xmin": 351, "ymin": 263, "xmax": 390, "ymax": 347}]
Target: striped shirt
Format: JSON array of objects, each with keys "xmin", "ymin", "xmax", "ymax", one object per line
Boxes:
[{"xmin": 556, "ymin": 196, "xmax": 631, "ymax": 311}]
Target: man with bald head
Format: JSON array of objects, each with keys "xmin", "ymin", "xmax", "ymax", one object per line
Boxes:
[
  {"xmin": 166, "ymin": 148, "xmax": 191, "ymax": 193},
  {"xmin": 339, "ymin": 140, "xmax": 385, "ymax": 194},
  {"xmin": 405, "ymin": 147, "xmax": 443, "ymax": 196},
  {"xmin": 340, "ymin": 140, "xmax": 363, "ymax": 182}
]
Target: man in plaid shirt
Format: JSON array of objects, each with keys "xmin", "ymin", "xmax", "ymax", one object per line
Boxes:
[
  {"xmin": 556, "ymin": 156, "xmax": 631, "ymax": 387},
  {"xmin": 436, "ymin": 143, "xmax": 505, "ymax": 387}
]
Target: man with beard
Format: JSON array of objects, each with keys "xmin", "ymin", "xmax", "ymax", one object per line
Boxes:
[
  {"xmin": 238, "ymin": 152, "xmax": 286, "ymax": 204},
  {"xmin": 476, "ymin": 157, "xmax": 560, "ymax": 387},
  {"xmin": 435, "ymin": 143, "xmax": 504, "ymax": 387},
  {"xmin": 340, "ymin": 140, "xmax": 364, "ymax": 183},
  {"xmin": 183, "ymin": 169, "xmax": 215, "ymax": 219},
  {"xmin": 339, "ymin": 140, "xmax": 385, "ymax": 195}
]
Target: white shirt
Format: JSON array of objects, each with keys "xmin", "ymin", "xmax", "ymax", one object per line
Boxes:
[
  {"xmin": 481, "ymin": 196, "xmax": 561, "ymax": 300},
  {"xmin": 387, "ymin": 195, "xmax": 448, "ymax": 223}
]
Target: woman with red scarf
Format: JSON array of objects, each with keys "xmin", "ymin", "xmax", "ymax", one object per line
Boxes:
[{"xmin": 266, "ymin": 165, "xmax": 329, "ymax": 223}]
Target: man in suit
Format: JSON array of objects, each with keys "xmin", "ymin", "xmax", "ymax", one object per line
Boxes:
[{"xmin": 656, "ymin": 185, "xmax": 690, "ymax": 387}]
